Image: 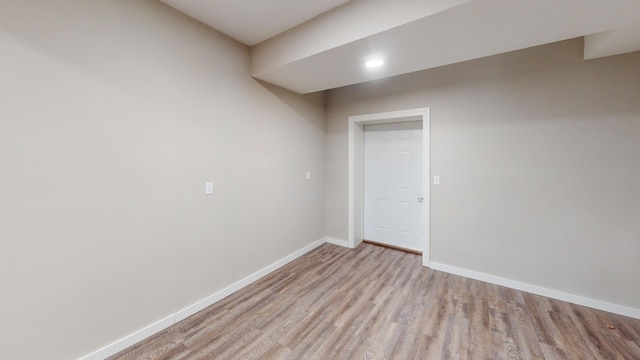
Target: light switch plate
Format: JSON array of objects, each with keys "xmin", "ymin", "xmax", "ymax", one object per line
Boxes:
[
  {"xmin": 306, "ymin": 171, "xmax": 312, "ymax": 180},
  {"xmin": 205, "ymin": 182, "xmax": 214, "ymax": 195},
  {"xmin": 433, "ymin": 176, "xmax": 440, "ymax": 185}
]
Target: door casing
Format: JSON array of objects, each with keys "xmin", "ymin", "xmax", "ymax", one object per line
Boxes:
[{"xmin": 348, "ymin": 108, "xmax": 431, "ymax": 267}]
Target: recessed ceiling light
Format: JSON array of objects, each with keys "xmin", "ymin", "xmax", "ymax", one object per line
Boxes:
[{"xmin": 365, "ymin": 59, "xmax": 384, "ymax": 68}]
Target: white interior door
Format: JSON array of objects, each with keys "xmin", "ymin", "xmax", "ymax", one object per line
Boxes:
[{"xmin": 364, "ymin": 121, "xmax": 423, "ymax": 251}]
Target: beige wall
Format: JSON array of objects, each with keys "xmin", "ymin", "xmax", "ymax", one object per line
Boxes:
[
  {"xmin": 0, "ymin": 1, "xmax": 324, "ymax": 359},
  {"xmin": 326, "ymin": 39, "xmax": 640, "ymax": 310}
]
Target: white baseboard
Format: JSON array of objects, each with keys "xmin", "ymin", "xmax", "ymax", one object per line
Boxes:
[
  {"xmin": 326, "ymin": 237, "xmax": 351, "ymax": 248},
  {"xmin": 79, "ymin": 237, "xmax": 327, "ymax": 360},
  {"xmin": 429, "ymin": 262, "xmax": 640, "ymax": 320}
]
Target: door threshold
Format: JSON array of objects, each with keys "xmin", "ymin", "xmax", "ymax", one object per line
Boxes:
[{"xmin": 363, "ymin": 240, "xmax": 422, "ymax": 255}]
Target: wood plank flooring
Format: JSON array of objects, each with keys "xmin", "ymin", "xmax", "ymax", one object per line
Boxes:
[{"xmin": 109, "ymin": 243, "xmax": 640, "ymax": 360}]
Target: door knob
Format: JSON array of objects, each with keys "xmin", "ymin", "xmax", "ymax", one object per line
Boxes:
[{"xmin": 417, "ymin": 197, "xmax": 424, "ymax": 202}]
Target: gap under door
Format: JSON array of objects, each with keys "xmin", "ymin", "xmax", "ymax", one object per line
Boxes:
[{"xmin": 363, "ymin": 121, "xmax": 423, "ymax": 252}]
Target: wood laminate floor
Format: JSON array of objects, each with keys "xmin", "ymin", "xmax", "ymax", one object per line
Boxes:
[{"xmin": 109, "ymin": 243, "xmax": 640, "ymax": 360}]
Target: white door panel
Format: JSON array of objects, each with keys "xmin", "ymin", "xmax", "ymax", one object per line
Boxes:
[{"xmin": 364, "ymin": 121, "xmax": 423, "ymax": 250}]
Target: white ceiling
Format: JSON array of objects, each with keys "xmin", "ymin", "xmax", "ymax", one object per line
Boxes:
[
  {"xmin": 160, "ymin": 0, "xmax": 640, "ymax": 94},
  {"xmin": 159, "ymin": 0, "xmax": 350, "ymax": 46}
]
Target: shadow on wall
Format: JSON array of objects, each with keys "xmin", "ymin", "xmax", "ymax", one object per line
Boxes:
[
  {"xmin": 255, "ymin": 79, "xmax": 326, "ymax": 132},
  {"xmin": 0, "ymin": 0, "xmax": 247, "ymax": 97}
]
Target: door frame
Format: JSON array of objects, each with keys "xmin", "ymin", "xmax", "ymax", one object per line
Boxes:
[{"xmin": 348, "ymin": 108, "xmax": 431, "ymax": 267}]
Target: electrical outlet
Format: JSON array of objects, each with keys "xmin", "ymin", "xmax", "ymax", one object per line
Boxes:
[{"xmin": 205, "ymin": 182, "xmax": 214, "ymax": 195}]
